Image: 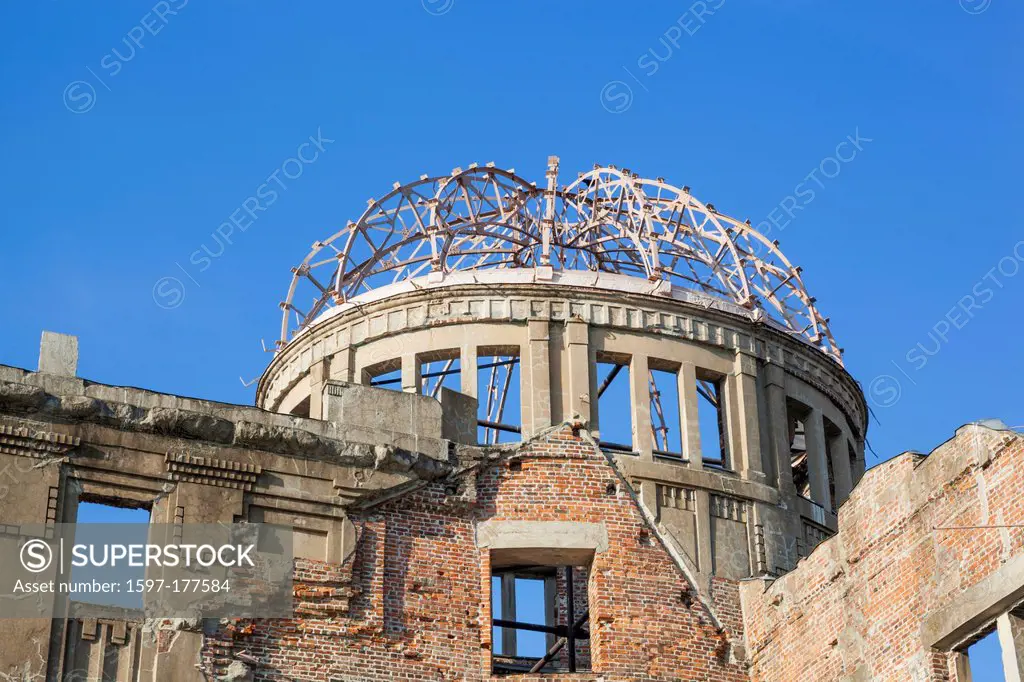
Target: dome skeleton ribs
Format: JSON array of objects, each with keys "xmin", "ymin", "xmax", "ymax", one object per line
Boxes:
[{"xmin": 280, "ymin": 156, "xmax": 840, "ymax": 365}]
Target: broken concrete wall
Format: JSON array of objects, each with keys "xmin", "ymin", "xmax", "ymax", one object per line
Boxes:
[{"xmin": 0, "ymin": 363, "xmax": 455, "ymax": 681}]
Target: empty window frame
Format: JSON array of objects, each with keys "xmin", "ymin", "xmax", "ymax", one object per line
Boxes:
[
  {"xmin": 786, "ymin": 400, "xmax": 812, "ymax": 499},
  {"xmin": 72, "ymin": 499, "xmax": 151, "ymax": 610},
  {"xmin": 823, "ymin": 419, "xmax": 841, "ymax": 513},
  {"xmin": 596, "ymin": 355, "xmax": 633, "ymax": 453},
  {"xmin": 648, "ymin": 362, "xmax": 683, "ymax": 458},
  {"xmin": 695, "ymin": 371, "xmax": 729, "ymax": 468},
  {"xmin": 491, "ymin": 565, "xmax": 590, "ymax": 674},
  {"xmin": 363, "ymin": 358, "xmax": 402, "ymax": 391},
  {"xmin": 958, "ymin": 625, "xmax": 1007, "ymax": 681},
  {"xmin": 419, "ymin": 349, "xmax": 461, "ymax": 398},
  {"xmin": 477, "ymin": 348, "xmax": 521, "ymax": 444}
]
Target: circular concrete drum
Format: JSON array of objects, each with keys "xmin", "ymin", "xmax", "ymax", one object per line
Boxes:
[{"xmin": 259, "ymin": 156, "xmax": 867, "ymax": 580}]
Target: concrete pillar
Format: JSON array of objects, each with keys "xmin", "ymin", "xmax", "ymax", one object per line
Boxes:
[
  {"xmin": 953, "ymin": 651, "xmax": 973, "ymax": 682},
  {"xmin": 679, "ymin": 362, "xmax": 703, "ymax": 470},
  {"xmin": 401, "ymin": 353, "xmax": 420, "ymax": 394},
  {"xmin": 308, "ymin": 358, "xmax": 329, "ymax": 420},
  {"xmin": 805, "ymin": 408, "xmax": 832, "ymax": 511},
  {"xmin": 730, "ymin": 352, "xmax": 764, "ymax": 481},
  {"xmin": 460, "ymin": 342, "xmax": 477, "ymax": 398},
  {"xmin": 764, "ymin": 365, "xmax": 795, "ymax": 494},
  {"xmin": 500, "ymin": 573, "xmax": 517, "ymax": 655},
  {"xmin": 694, "ymin": 489, "xmax": 712, "ymax": 573},
  {"xmin": 330, "ymin": 346, "xmax": 355, "ymax": 383},
  {"xmin": 523, "ymin": 320, "xmax": 551, "ymax": 438},
  {"xmin": 997, "ymin": 611, "xmax": 1024, "ymax": 682},
  {"xmin": 565, "ymin": 319, "xmax": 591, "ymax": 423},
  {"xmin": 830, "ymin": 431, "xmax": 854, "ymax": 506},
  {"xmin": 630, "ymin": 354, "xmax": 653, "ymax": 459}
]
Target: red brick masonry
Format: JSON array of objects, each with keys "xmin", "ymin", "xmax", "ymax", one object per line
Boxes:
[
  {"xmin": 741, "ymin": 424, "xmax": 1024, "ymax": 681},
  {"xmin": 207, "ymin": 426, "xmax": 748, "ymax": 681}
]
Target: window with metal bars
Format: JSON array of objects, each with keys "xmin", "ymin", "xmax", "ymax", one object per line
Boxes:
[
  {"xmin": 477, "ymin": 349, "xmax": 521, "ymax": 445},
  {"xmin": 595, "ymin": 358, "xmax": 633, "ymax": 453},
  {"xmin": 648, "ymin": 365, "xmax": 683, "ymax": 458},
  {"xmin": 418, "ymin": 351, "xmax": 461, "ymax": 399},
  {"xmin": 491, "ymin": 565, "xmax": 590, "ymax": 674},
  {"xmin": 364, "ymin": 359, "xmax": 402, "ymax": 391}
]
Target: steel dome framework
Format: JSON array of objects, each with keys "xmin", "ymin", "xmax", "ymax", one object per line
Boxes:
[{"xmin": 280, "ymin": 156, "xmax": 841, "ymax": 364}]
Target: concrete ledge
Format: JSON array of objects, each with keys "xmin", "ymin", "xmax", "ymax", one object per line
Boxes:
[
  {"xmin": 476, "ymin": 520, "xmax": 608, "ymax": 568},
  {"xmin": 923, "ymin": 552, "xmax": 1024, "ymax": 650}
]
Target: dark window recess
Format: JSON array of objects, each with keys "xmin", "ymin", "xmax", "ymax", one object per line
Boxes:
[
  {"xmin": 789, "ymin": 416, "xmax": 811, "ymax": 499},
  {"xmin": 824, "ymin": 419, "xmax": 841, "ymax": 513},
  {"xmin": 696, "ymin": 375, "xmax": 728, "ymax": 467},
  {"xmin": 492, "ymin": 566, "xmax": 590, "ymax": 674},
  {"xmin": 596, "ymin": 359, "xmax": 633, "ymax": 453}
]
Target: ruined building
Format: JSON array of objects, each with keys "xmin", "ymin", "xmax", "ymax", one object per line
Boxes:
[{"xmin": 0, "ymin": 158, "xmax": 1021, "ymax": 680}]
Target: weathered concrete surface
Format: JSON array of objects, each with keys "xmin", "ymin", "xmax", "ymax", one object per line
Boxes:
[
  {"xmin": 38, "ymin": 330, "xmax": 78, "ymax": 377},
  {"xmin": 439, "ymin": 385, "xmax": 477, "ymax": 444},
  {"xmin": 477, "ymin": 519, "xmax": 609, "ymax": 567},
  {"xmin": 740, "ymin": 422, "xmax": 1024, "ymax": 682},
  {"xmin": 0, "ymin": 361, "xmax": 463, "ymax": 680},
  {"xmin": 0, "ymin": 364, "xmax": 451, "ymax": 471}
]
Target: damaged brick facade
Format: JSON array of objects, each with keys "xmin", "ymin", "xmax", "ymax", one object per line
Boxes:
[
  {"xmin": 204, "ymin": 426, "xmax": 748, "ymax": 680},
  {"xmin": 740, "ymin": 423, "xmax": 1024, "ymax": 681}
]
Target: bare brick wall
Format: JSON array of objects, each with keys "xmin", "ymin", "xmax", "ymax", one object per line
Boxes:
[
  {"xmin": 740, "ymin": 426, "xmax": 1024, "ymax": 682},
  {"xmin": 209, "ymin": 427, "xmax": 747, "ymax": 681}
]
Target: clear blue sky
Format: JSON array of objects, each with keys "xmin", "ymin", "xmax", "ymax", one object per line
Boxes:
[
  {"xmin": 3, "ymin": 0, "xmax": 1017, "ymax": 460},
  {"xmin": 0, "ymin": 3, "xmax": 1020, "ymax": 673}
]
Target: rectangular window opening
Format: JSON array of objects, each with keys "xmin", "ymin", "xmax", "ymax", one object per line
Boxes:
[
  {"xmin": 419, "ymin": 350, "xmax": 461, "ymax": 398},
  {"xmin": 786, "ymin": 400, "xmax": 813, "ymax": 499},
  {"xmin": 71, "ymin": 499, "xmax": 151, "ymax": 610},
  {"xmin": 596, "ymin": 357, "xmax": 633, "ymax": 453},
  {"xmin": 649, "ymin": 365, "xmax": 683, "ymax": 458},
  {"xmin": 364, "ymin": 358, "xmax": 402, "ymax": 392},
  {"xmin": 477, "ymin": 349, "xmax": 521, "ymax": 445},
  {"xmin": 824, "ymin": 420, "xmax": 841, "ymax": 513},
  {"xmin": 960, "ymin": 625, "xmax": 1006, "ymax": 681},
  {"xmin": 696, "ymin": 373, "xmax": 728, "ymax": 468},
  {"xmin": 491, "ymin": 565, "xmax": 590, "ymax": 675}
]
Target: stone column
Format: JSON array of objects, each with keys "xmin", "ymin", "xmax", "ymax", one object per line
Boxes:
[
  {"xmin": 565, "ymin": 319, "xmax": 591, "ymax": 423},
  {"xmin": 694, "ymin": 489, "xmax": 712, "ymax": 574},
  {"xmin": 630, "ymin": 354, "xmax": 653, "ymax": 459},
  {"xmin": 523, "ymin": 320, "xmax": 551, "ymax": 438},
  {"xmin": 805, "ymin": 408, "xmax": 832, "ymax": 512},
  {"xmin": 460, "ymin": 342, "xmax": 478, "ymax": 398},
  {"xmin": 308, "ymin": 358, "xmax": 330, "ymax": 420},
  {"xmin": 830, "ymin": 432, "xmax": 854, "ymax": 506},
  {"xmin": 679, "ymin": 362, "xmax": 703, "ymax": 470},
  {"xmin": 401, "ymin": 353, "xmax": 420, "ymax": 394},
  {"xmin": 730, "ymin": 352, "xmax": 764, "ymax": 481},
  {"xmin": 997, "ymin": 611, "xmax": 1024, "ymax": 682},
  {"xmin": 330, "ymin": 345, "xmax": 355, "ymax": 383},
  {"xmin": 949, "ymin": 651, "xmax": 973, "ymax": 681},
  {"xmin": 764, "ymin": 364, "xmax": 795, "ymax": 494}
]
